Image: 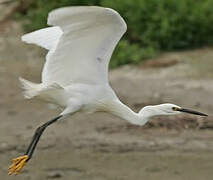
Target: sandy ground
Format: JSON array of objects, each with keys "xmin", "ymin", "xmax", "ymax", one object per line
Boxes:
[{"xmin": 1, "ymin": 20, "xmax": 213, "ymax": 180}]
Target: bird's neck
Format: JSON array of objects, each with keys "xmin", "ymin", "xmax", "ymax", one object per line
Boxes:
[{"xmin": 108, "ymin": 100, "xmax": 150, "ymax": 126}]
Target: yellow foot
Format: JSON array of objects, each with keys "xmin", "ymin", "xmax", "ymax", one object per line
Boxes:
[{"xmin": 8, "ymin": 155, "xmax": 28, "ymax": 175}]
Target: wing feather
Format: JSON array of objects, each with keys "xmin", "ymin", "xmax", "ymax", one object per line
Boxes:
[
  {"xmin": 25, "ymin": 6, "xmax": 127, "ymax": 86},
  {"xmin": 22, "ymin": 26, "xmax": 63, "ymax": 50}
]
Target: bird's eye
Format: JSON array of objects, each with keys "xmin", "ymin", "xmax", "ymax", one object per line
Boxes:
[{"xmin": 172, "ymin": 107, "xmax": 179, "ymax": 111}]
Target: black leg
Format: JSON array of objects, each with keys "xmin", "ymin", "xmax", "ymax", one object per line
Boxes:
[
  {"xmin": 8, "ymin": 115, "xmax": 63, "ymax": 175},
  {"xmin": 24, "ymin": 115, "xmax": 62, "ymax": 161}
]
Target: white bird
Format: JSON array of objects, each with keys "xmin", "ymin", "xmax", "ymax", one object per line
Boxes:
[{"xmin": 8, "ymin": 6, "xmax": 207, "ymax": 175}]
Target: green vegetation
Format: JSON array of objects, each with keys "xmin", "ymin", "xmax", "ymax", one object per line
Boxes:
[{"xmin": 19, "ymin": 0, "xmax": 213, "ymax": 68}]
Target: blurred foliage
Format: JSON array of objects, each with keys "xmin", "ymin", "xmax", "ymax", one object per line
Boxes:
[
  {"xmin": 18, "ymin": 0, "xmax": 213, "ymax": 68},
  {"xmin": 110, "ymin": 40, "xmax": 156, "ymax": 68}
]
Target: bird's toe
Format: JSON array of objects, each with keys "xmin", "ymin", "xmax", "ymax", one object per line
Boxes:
[{"xmin": 8, "ymin": 155, "xmax": 28, "ymax": 175}]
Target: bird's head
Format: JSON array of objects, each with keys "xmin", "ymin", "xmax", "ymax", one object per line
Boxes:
[{"xmin": 139, "ymin": 103, "xmax": 208, "ymax": 117}]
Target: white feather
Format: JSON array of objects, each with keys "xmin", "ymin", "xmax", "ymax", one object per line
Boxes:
[
  {"xmin": 21, "ymin": 26, "xmax": 63, "ymax": 50},
  {"xmin": 41, "ymin": 6, "xmax": 127, "ymax": 86},
  {"xmin": 19, "ymin": 77, "xmax": 42, "ymax": 99}
]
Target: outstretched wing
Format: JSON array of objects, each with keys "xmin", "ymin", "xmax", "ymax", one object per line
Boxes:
[{"xmin": 41, "ymin": 6, "xmax": 127, "ymax": 86}]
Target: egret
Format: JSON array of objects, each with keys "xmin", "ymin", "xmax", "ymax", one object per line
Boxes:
[{"xmin": 8, "ymin": 6, "xmax": 207, "ymax": 175}]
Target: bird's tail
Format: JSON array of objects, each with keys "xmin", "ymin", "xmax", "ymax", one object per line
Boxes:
[{"xmin": 19, "ymin": 77, "xmax": 42, "ymax": 99}]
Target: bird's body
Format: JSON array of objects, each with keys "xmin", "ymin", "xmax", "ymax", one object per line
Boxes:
[
  {"xmin": 9, "ymin": 6, "xmax": 207, "ymax": 175},
  {"xmin": 19, "ymin": 77, "xmax": 152, "ymax": 126},
  {"xmin": 20, "ymin": 78, "xmax": 116, "ymax": 110}
]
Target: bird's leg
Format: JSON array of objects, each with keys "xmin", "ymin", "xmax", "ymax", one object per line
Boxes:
[
  {"xmin": 8, "ymin": 115, "xmax": 63, "ymax": 175},
  {"xmin": 25, "ymin": 115, "xmax": 63, "ymax": 160}
]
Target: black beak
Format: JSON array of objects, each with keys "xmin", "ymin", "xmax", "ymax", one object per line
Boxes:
[{"xmin": 177, "ymin": 108, "xmax": 208, "ymax": 116}]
